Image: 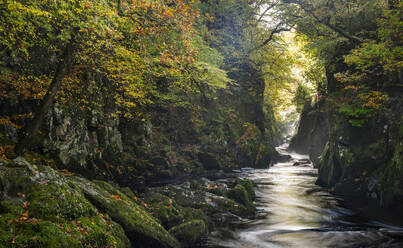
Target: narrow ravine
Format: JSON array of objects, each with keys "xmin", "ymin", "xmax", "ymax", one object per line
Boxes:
[{"xmin": 206, "ymin": 144, "xmax": 403, "ymax": 248}]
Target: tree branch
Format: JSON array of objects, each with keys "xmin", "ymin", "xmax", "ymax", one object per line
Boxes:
[
  {"xmin": 257, "ymin": 3, "xmax": 277, "ymax": 22},
  {"xmin": 284, "ymin": 0, "xmax": 363, "ymax": 43},
  {"xmin": 251, "ymin": 22, "xmax": 294, "ymax": 52}
]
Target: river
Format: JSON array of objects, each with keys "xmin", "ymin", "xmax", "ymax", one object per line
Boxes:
[{"xmin": 206, "ymin": 144, "xmax": 403, "ymax": 248}]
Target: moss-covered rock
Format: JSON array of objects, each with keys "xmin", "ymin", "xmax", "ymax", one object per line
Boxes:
[
  {"xmin": 142, "ymin": 192, "xmax": 210, "ymax": 230},
  {"xmin": 149, "ymin": 178, "xmax": 255, "ymax": 219},
  {"xmin": 227, "ymin": 184, "xmax": 254, "ymax": 210},
  {"xmin": 0, "ymin": 159, "xmax": 131, "ymax": 248},
  {"xmin": 142, "ymin": 193, "xmax": 184, "ymax": 229},
  {"xmin": 72, "ymin": 178, "xmax": 180, "ymax": 248},
  {"xmin": 377, "ymin": 118, "xmax": 403, "ymax": 209},
  {"xmin": 168, "ymin": 220, "xmax": 207, "ymax": 247},
  {"xmin": 0, "ymin": 214, "xmax": 81, "ymax": 248},
  {"xmin": 316, "ymin": 142, "xmax": 342, "ymax": 187},
  {"xmin": 236, "ymin": 178, "xmax": 255, "ymax": 201},
  {"xmin": 182, "ymin": 207, "xmax": 208, "ymax": 225}
]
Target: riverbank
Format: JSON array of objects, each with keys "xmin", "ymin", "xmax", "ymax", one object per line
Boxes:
[
  {"xmin": 0, "ymin": 154, "xmax": 258, "ymax": 247},
  {"xmin": 205, "ymin": 146, "xmax": 403, "ymax": 248}
]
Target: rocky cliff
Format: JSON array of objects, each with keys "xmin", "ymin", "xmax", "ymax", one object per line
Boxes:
[
  {"xmin": 289, "ymin": 100, "xmax": 329, "ymax": 167},
  {"xmin": 292, "ymin": 95, "xmax": 403, "ymax": 223}
]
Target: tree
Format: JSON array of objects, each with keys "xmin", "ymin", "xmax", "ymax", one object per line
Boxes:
[{"xmin": 0, "ymin": 0, "xmax": 198, "ymax": 153}]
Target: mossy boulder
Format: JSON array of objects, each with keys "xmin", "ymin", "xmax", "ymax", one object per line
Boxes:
[
  {"xmin": 0, "ymin": 157, "xmax": 183, "ymax": 248},
  {"xmin": 142, "ymin": 192, "xmax": 209, "ymax": 244},
  {"xmin": 236, "ymin": 178, "xmax": 255, "ymax": 201},
  {"xmin": 0, "ymin": 158, "xmax": 130, "ymax": 248},
  {"xmin": 182, "ymin": 207, "xmax": 208, "ymax": 225},
  {"xmin": 168, "ymin": 220, "xmax": 207, "ymax": 247},
  {"xmin": 72, "ymin": 178, "xmax": 181, "ymax": 248},
  {"xmin": 0, "ymin": 215, "xmax": 81, "ymax": 248},
  {"xmin": 150, "ymin": 178, "xmax": 255, "ymax": 218},
  {"xmin": 227, "ymin": 184, "xmax": 254, "ymax": 211},
  {"xmin": 142, "ymin": 193, "xmax": 184, "ymax": 229}
]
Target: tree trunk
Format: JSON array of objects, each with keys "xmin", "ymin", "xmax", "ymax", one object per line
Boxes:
[{"xmin": 16, "ymin": 43, "xmax": 74, "ymax": 155}]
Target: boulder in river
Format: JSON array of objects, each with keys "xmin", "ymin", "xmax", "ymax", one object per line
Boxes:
[
  {"xmin": 273, "ymin": 154, "xmax": 292, "ymax": 163},
  {"xmin": 293, "ymin": 159, "xmax": 312, "ymax": 166}
]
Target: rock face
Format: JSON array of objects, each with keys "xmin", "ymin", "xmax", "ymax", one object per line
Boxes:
[
  {"xmin": 0, "ymin": 87, "xmax": 278, "ymax": 188},
  {"xmin": 289, "ymin": 101, "xmax": 329, "ymax": 167},
  {"xmin": 317, "ymin": 107, "xmax": 403, "ymax": 214},
  {"xmin": 293, "ymin": 96, "xmax": 403, "ymax": 223},
  {"xmin": 43, "ymin": 105, "xmax": 123, "ymax": 171}
]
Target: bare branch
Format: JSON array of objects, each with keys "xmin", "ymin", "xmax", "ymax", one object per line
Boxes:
[
  {"xmin": 284, "ymin": 0, "xmax": 363, "ymax": 43},
  {"xmin": 251, "ymin": 22, "xmax": 295, "ymax": 53},
  {"xmin": 257, "ymin": 3, "xmax": 277, "ymax": 22}
]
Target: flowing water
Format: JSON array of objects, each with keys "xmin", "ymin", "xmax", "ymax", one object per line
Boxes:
[{"xmin": 206, "ymin": 145, "xmax": 403, "ymax": 248}]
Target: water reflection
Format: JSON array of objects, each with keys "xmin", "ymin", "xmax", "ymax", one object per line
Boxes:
[{"xmin": 206, "ymin": 147, "xmax": 403, "ymax": 248}]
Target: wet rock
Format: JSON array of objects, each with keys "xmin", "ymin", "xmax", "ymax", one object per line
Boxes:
[
  {"xmin": 273, "ymin": 154, "xmax": 292, "ymax": 163},
  {"xmin": 211, "ymin": 212, "xmax": 244, "ymax": 226},
  {"xmin": 293, "ymin": 159, "xmax": 311, "ymax": 166},
  {"xmin": 148, "ymin": 178, "xmax": 255, "ymax": 221}
]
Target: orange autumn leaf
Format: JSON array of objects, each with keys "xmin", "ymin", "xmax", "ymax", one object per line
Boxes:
[
  {"xmin": 19, "ymin": 211, "xmax": 29, "ymax": 222},
  {"xmin": 110, "ymin": 195, "xmax": 121, "ymax": 200}
]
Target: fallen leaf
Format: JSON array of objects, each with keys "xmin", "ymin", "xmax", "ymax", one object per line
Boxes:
[
  {"xmin": 110, "ymin": 195, "xmax": 121, "ymax": 200},
  {"xmin": 60, "ymin": 169, "xmax": 75, "ymax": 176},
  {"xmin": 19, "ymin": 211, "xmax": 29, "ymax": 222}
]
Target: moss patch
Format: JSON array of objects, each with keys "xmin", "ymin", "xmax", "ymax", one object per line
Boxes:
[
  {"xmin": 0, "ymin": 163, "xmax": 130, "ymax": 248},
  {"xmin": 169, "ymin": 220, "xmax": 207, "ymax": 247},
  {"xmin": 72, "ymin": 178, "xmax": 180, "ymax": 248}
]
